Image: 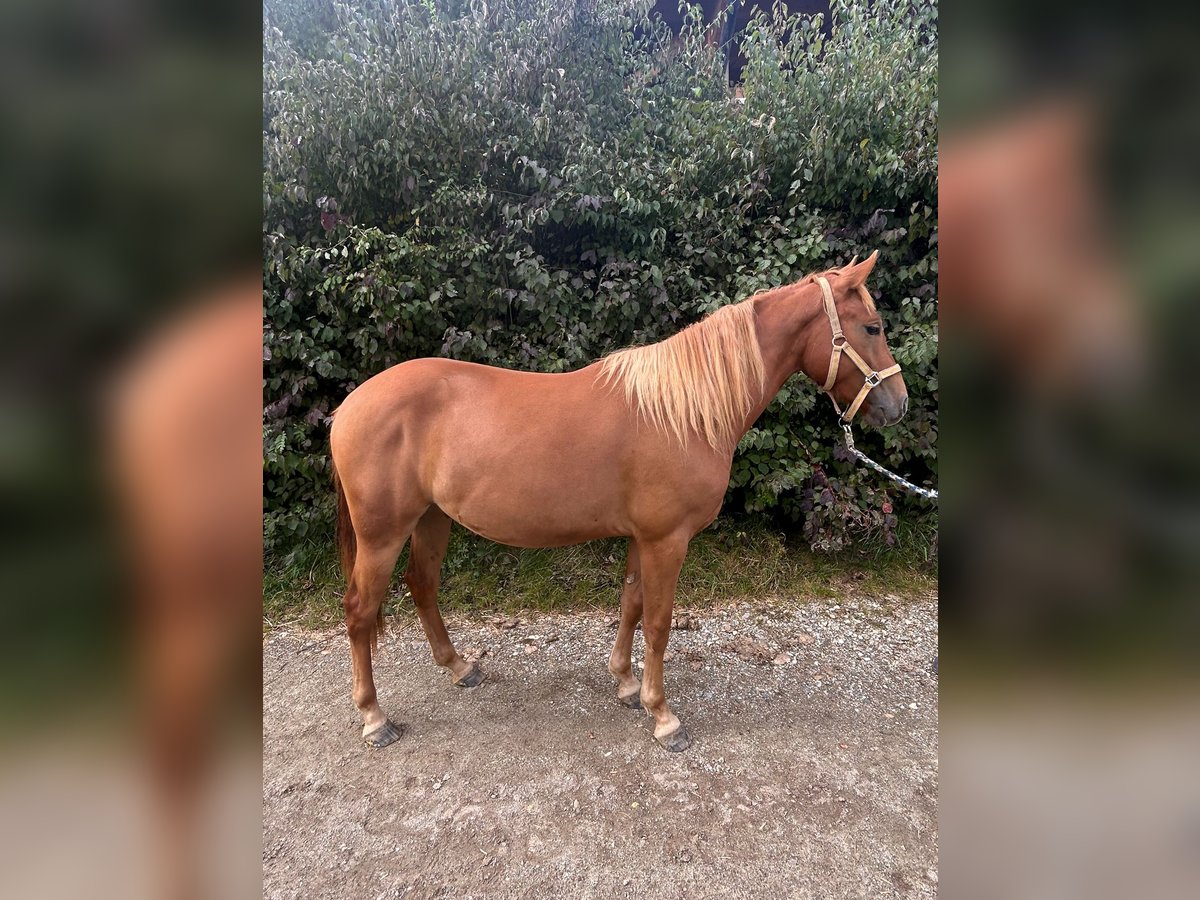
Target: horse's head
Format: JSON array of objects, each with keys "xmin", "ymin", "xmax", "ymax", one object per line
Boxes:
[
  {"xmin": 807, "ymin": 251, "xmax": 909, "ymax": 428},
  {"xmin": 939, "ymin": 104, "xmax": 1139, "ymax": 395}
]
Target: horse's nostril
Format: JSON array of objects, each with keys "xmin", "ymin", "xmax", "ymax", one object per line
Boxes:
[{"xmin": 900, "ymin": 396, "xmax": 909, "ymax": 417}]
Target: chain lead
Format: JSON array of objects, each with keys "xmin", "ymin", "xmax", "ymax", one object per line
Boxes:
[{"xmin": 841, "ymin": 424, "xmax": 938, "ymax": 502}]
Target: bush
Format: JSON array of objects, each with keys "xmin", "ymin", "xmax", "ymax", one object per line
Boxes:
[{"xmin": 263, "ymin": 0, "xmax": 938, "ymax": 553}]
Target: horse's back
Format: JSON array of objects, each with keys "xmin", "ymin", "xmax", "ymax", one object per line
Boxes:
[
  {"xmin": 331, "ymin": 355, "xmax": 620, "ymax": 483},
  {"xmin": 332, "ymin": 357, "xmax": 605, "ymax": 438}
]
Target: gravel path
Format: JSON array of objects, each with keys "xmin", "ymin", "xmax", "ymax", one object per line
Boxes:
[{"xmin": 263, "ymin": 594, "xmax": 938, "ymax": 899}]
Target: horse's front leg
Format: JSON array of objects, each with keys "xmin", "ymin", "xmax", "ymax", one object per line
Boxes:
[
  {"xmin": 607, "ymin": 540, "xmax": 644, "ymax": 708},
  {"xmin": 638, "ymin": 533, "xmax": 692, "ymax": 752}
]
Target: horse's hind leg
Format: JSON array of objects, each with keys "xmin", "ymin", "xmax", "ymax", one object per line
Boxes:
[
  {"xmin": 405, "ymin": 506, "xmax": 483, "ymax": 687},
  {"xmin": 607, "ymin": 540, "xmax": 644, "ymax": 708},
  {"xmin": 345, "ymin": 535, "xmax": 410, "ymax": 748}
]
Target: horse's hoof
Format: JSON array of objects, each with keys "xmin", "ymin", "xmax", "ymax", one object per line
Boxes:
[
  {"xmin": 455, "ymin": 664, "xmax": 485, "ymax": 688},
  {"xmin": 657, "ymin": 724, "xmax": 691, "ymax": 753},
  {"xmin": 619, "ymin": 692, "xmax": 642, "ymax": 710},
  {"xmin": 363, "ymin": 719, "xmax": 404, "ymax": 748}
]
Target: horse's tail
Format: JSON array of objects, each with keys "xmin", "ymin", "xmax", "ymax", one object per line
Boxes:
[{"xmin": 332, "ymin": 456, "xmax": 384, "ymax": 650}]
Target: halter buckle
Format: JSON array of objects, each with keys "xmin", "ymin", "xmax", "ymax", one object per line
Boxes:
[
  {"xmin": 841, "ymin": 421, "xmax": 856, "ymax": 447},
  {"xmin": 864, "ymin": 372, "xmax": 881, "ymax": 387}
]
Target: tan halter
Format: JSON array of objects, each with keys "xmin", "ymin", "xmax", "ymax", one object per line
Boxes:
[{"xmin": 816, "ymin": 276, "xmax": 902, "ymax": 424}]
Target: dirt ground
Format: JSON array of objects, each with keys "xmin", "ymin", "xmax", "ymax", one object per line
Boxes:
[{"xmin": 263, "ymin": 593, "xmax": 938, "ymax": 899}]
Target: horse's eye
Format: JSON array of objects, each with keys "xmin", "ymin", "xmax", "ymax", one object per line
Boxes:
[{"xmin": 865, "ymin": 324, "xmax": 882, "ymax": 336}]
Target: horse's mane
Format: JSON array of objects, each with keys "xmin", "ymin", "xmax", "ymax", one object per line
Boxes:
[{"xmin": 598, "ymin": 298, "xmax": 765, "ymax": 452}]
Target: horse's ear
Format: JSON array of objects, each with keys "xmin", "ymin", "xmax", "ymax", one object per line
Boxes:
[{"xmin": 845, "ymin": 250, "xmax": 879, "ymax": 287}]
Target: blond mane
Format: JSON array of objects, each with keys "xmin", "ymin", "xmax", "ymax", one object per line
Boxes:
[{"xmin": 598, "ymin": 300, "xmax": 765, "ymax": 451}]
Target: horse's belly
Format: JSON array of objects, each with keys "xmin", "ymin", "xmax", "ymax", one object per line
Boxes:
[
  {"xmin": 443, "ymin": 501, "xmax": 622, "ymax": 548},
  {"xmin": 433, "ymin": 459, "xmax": 626, "ymax": 548},
  {"xmin": 451, "ymin": 515, "xmax": 615, "ymax": 549}
]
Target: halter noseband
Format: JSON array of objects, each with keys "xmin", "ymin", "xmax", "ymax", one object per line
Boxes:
[{"xmin": 815, "ymin": 276, "xmax": 902, "ymax": 424}]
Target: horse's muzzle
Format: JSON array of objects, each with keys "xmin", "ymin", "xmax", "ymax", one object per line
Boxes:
[{"xmin": 865, "ymin": 392, "xmax": 908, "ymax": 427}]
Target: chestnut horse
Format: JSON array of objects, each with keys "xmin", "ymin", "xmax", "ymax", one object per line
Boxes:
[{"xmin": 330, "ymin": 251, "xmax": 907, "ymax": 752}]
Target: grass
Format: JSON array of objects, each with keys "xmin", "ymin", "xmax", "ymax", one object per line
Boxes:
[{"xmin": 263, "ymin": 516, "xmax": 937, "ymax": 631}]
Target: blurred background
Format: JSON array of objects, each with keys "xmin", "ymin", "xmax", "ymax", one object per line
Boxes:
[
  {"xmin": 0, "ymin": 1, "xmax": 261, "ymax": 898},
  {"xmin": 940, "ymin": 1, "xmax": 1200, "ymax": 897},
  {"xmin": 0, "ymin": 0, "xmax": 1197, "ymax": 897},
  {"xmin": 941, "ymin": 0, "xmax": 1199, "ymax": 673}
]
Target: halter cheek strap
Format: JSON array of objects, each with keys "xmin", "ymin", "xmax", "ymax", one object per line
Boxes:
[{"xmin": 816, "ymin": 276, "xmax": 902, "ymax": 424}]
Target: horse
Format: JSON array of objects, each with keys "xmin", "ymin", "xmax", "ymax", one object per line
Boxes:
[{"xmin": 329, "ymin": 250, "xmax": 908, "ymax": 752}]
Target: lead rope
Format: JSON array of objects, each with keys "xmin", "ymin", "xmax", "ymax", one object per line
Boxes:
[{"xmin": 841, "ymin": 423, "xmax": 939, "ymax": 502}]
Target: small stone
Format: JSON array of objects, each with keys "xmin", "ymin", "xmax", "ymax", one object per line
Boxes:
[
  {"xmin": 663, "ymin": 650, "xmax": 675, "ymax": 662},
  {"xmin": 524, "ymin": 644, "xmax": 537, "ymax": 654},
  {"xmin": 793, "ymin": 632, "xmax": 814, "ymax": 645},
  {"xmin": 884, "ymin": 712, "xmax": 894, "ymax": 719},
  {"xmin": 690, "ymin": 661, "xmax": 703, "ymax": 671},
  {"xmin": 772, "ymin": 653, "xmax": 790, "ymax": 665}
]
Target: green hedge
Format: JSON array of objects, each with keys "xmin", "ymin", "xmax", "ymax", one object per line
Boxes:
[{"xmin": 263, "ymin": 0, "xmax": 938, "ymax": 554}]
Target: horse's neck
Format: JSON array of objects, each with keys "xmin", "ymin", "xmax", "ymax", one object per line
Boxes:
[{"xmin": 742, "ymin": 283, "xmax": 826, "ymax": 432}]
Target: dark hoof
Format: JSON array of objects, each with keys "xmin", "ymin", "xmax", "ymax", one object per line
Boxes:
[
  {"xmin": 455, "ymin": 664, "xmax": 485, "ymax": 688},
  {"xmin": 363, "ymin": 719, "xmax": 403, "ymax": 748},
  {"xmin": 658, "ymin": 725, "xmax": 692, "ymax": 753},
  {"xmin": 619, "ymin": 692, "xmax": 642, "ymax": 710}
]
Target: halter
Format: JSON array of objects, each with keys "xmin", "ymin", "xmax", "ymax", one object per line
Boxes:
[{"xmin": 815, "ymin": 276, "xmax": 902, "ymax": 424}]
